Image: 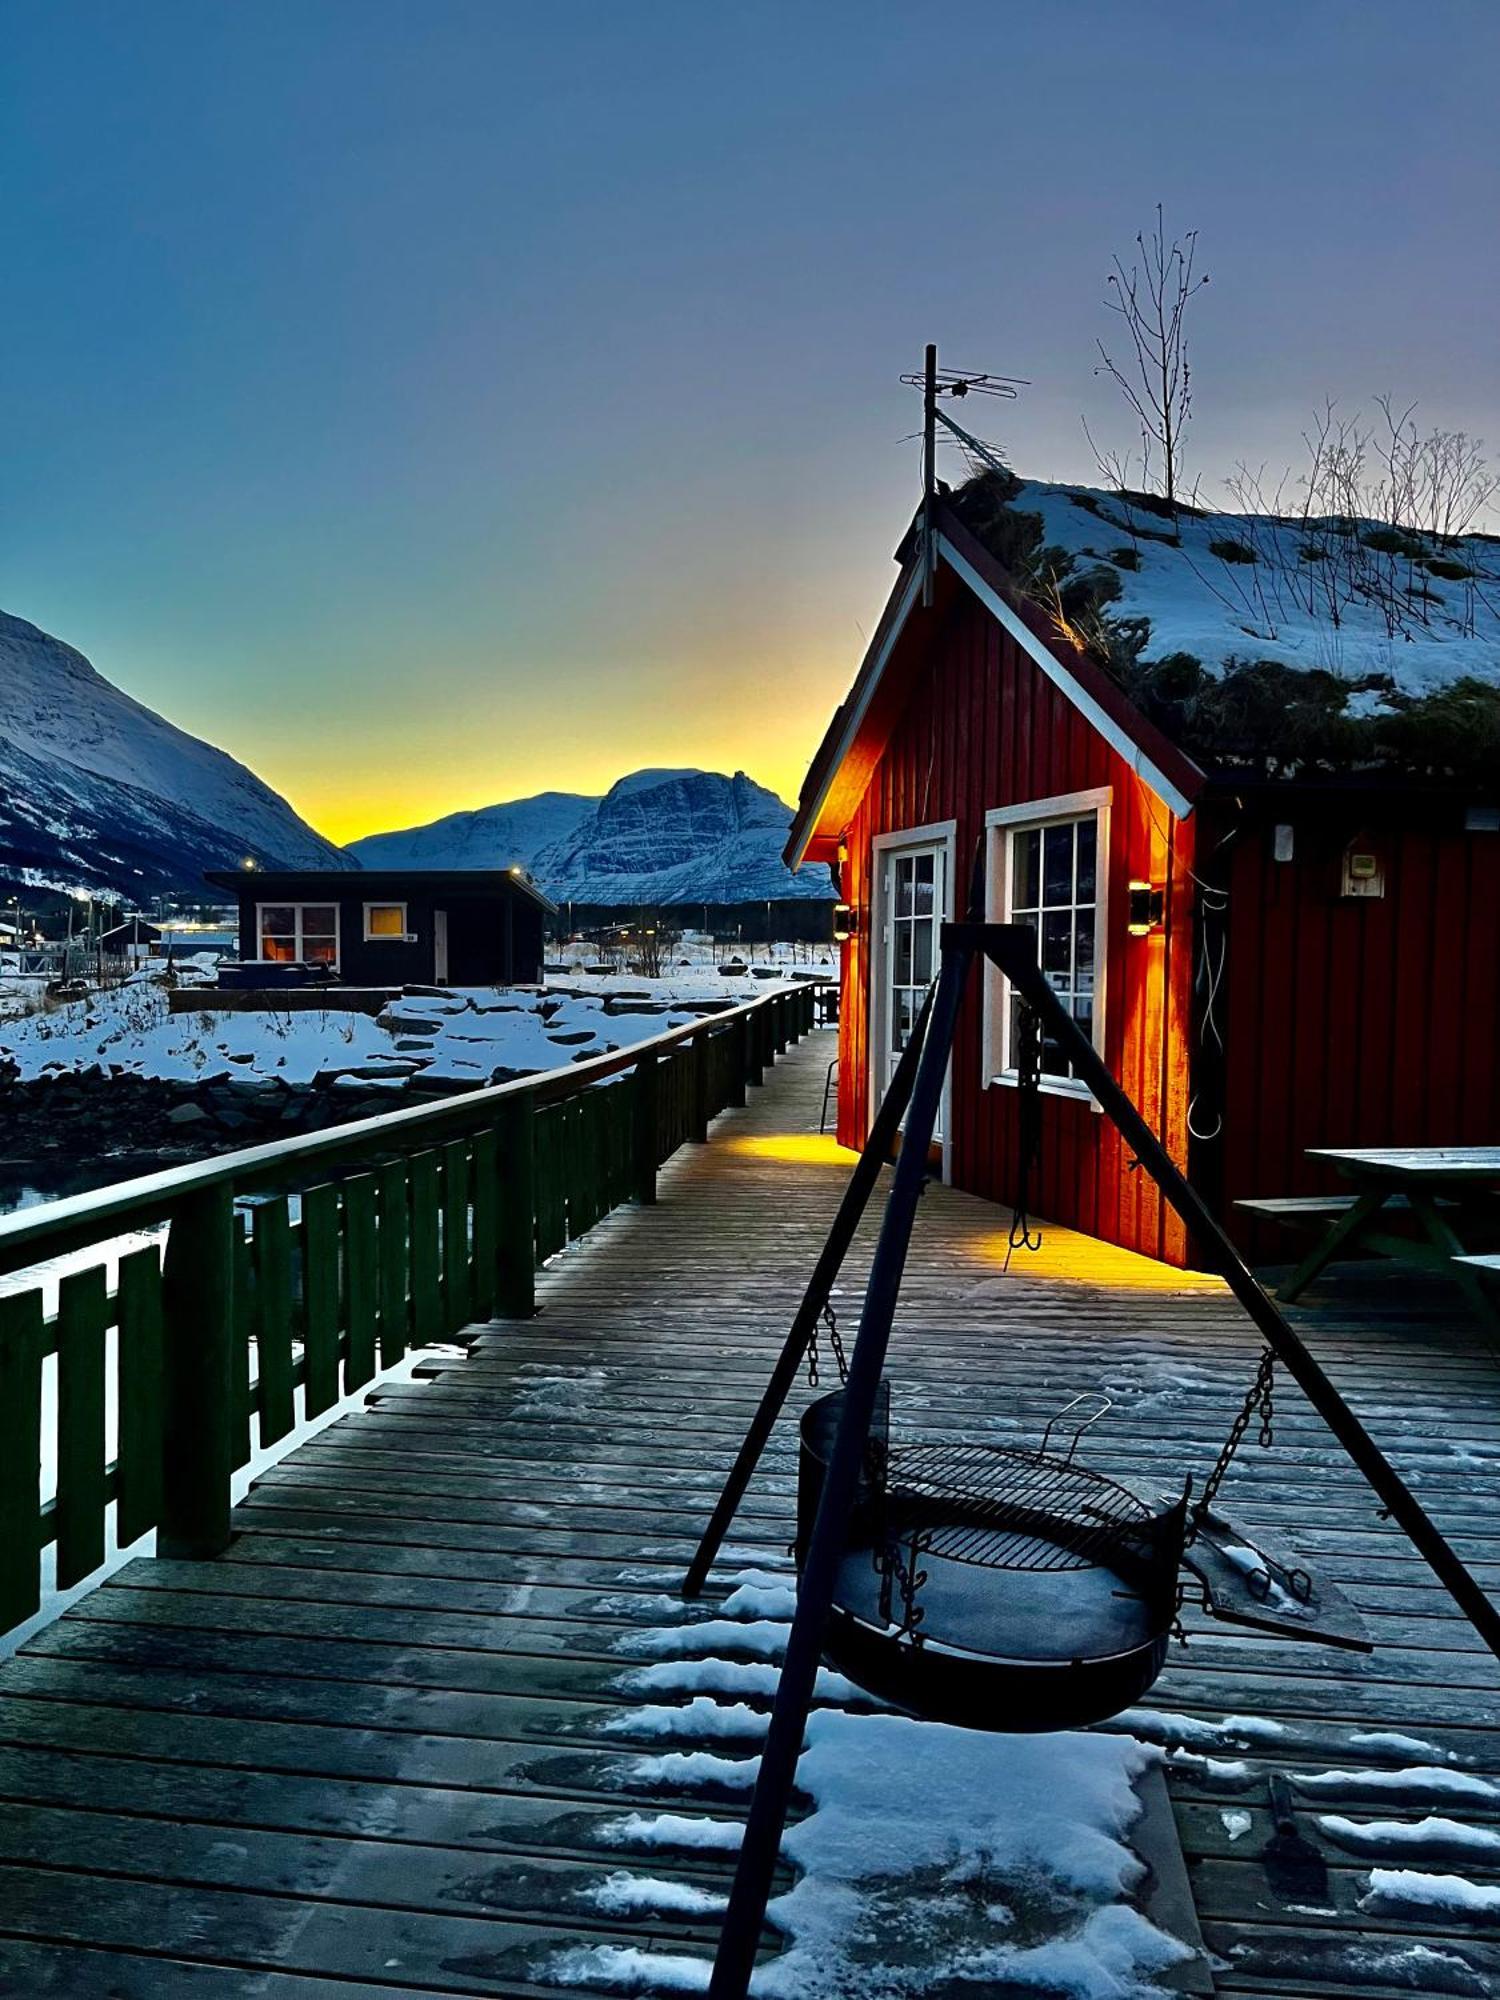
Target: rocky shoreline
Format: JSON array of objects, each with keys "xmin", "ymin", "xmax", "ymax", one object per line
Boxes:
[{"xmin": 0, "ymin": 1064, "xmax": 461, "ymax": 1188}]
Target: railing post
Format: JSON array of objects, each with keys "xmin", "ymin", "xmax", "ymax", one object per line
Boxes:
[
  {"xmin": 747, "ymin": 1003, "xmax": 766, "ymax": 1089},
  {"xmin": 158, "ymin": 1184, "xmax": 234, "ymax": 1559},
  {"xmin": 495, "ymin": 1093, "xmax": 537, "ymax": 1317},
  {"xmin": 728, "ymin": 1014, "xmax": 748, "ymax": 1109},
  {"xmin": 689, "ymin": 1032, "xmax": 710, "ymax": 1144},
  {"xmin": 633, "ymin": 1049, "xmax": 660, "ymax": 1203}
]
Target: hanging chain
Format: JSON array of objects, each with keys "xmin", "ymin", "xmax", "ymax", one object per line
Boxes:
[
  {"xmin": 805, "ymin": 1299, "xmax": 849, "ymax": 1389},
  {"xmin": 1004, "ymin": 1001, "xmax": 1044, "ymax": 1265},
  {"xmin": 1192, "ymin": 1346, "xmax": 1277, "ymax": 1531}
]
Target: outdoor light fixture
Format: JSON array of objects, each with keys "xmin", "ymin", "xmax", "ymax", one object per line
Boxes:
[
  {"xmin": 832, "ymin": 903, "xmax": 857, "ymax": 943},
  {"xmin": 1126, "ymin": 881, "xmax": 1164, "ymax": 935}
]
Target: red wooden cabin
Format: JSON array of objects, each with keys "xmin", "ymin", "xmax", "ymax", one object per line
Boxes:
[{"xmin": 786, "ymin": 497, "xmax": 1500, "ymax": 1267}]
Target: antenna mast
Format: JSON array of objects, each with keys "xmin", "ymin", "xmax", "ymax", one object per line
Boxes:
[{"xmin": 903, "ymin": 348, "xmax": 1029, "ymax": 608}]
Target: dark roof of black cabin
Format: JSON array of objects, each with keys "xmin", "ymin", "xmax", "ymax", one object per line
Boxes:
[
  {"xmin": 204, "ymin": 868, "xmax": 557, "ymax": 913},
  {"xmin": 100, "ymin": 917, "xmax": 162, "ymax": 942}
]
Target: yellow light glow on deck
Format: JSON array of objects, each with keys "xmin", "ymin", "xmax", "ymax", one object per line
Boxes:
[
  {"xmin": 726, "ymin": 1134, "xmax": 858, "ymax": 1168},
  {"xmin": 965, "ymin": 1222, "xmax": 1226, "ymax": 1294}
]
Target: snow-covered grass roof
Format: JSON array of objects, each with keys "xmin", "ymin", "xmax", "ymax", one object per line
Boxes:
[
  {"xmin": 947, "ymin": 473, "xmax": 1500, "ymax": 783},
  {"xmin": 1005, "ymin": 478, "xmax": 1500, "ymax": 696}
]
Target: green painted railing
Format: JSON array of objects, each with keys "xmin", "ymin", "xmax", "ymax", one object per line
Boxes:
[{"xmin": 0, "ymin": 981, "xmax": 826, "ymax": 1639}]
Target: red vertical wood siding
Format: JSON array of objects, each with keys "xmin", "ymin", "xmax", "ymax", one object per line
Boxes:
[
  {"xmin": 835, "ymin": 594, "xmax": 1195, "ymax": 1265},
  {"xmin": 1219, "ymin": 818, "xmax": 1500, "ymax": 1255}
]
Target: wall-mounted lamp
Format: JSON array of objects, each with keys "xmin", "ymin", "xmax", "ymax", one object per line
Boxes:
[
  {"xmin": 1127, "ymin": 881, "xmax": 1165, "ymax": 935},
  {"xmin": 832, "ymin": 903, "xmax": 858, "ymax": 943}
]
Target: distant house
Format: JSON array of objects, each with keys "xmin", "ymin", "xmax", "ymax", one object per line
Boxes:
[
  {"xmin": 786, "ymin": 477, "xmax": 1500, "ymax": 1266},
  {"xmin": 205, "ymin": 868, "xmax": 554, "ymax": 988},
  {"xmin": 99, "ymin": 916, "xmax": 161, "ymax": 964}
]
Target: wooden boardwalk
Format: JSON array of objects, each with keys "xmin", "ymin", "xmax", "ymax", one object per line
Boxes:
[{"xmin": 2, "ymin": 1027, "xmax": 1499, "ymax": 1997}]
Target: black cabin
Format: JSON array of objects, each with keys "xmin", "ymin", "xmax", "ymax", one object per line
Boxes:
[{"xmin": 205, "ymin": 868, "xmax": 553, "ymax": 988}]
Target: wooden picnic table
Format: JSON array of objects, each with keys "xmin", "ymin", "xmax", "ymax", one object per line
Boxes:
[{"xmin": 1277, "ymin": 1146, "xmax": 1500, "ymax": 1330}]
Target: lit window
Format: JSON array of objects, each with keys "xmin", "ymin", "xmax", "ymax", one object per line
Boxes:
[
  {"xmin": 985, "ymin": 790, "xmax": 1110, "ymax": 1097},
  {"xmin": 364, "ymin": 902, "xmax": 408, "ymax": 940},
  {"xmin": 258, "ymin": 903, "xmax": 339, "ymax": 966}
]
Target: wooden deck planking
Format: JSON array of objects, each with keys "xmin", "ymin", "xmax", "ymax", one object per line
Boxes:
[{"xmin": 0, "ymin": 1027, "xmax": 1498, "ymax": 1997}]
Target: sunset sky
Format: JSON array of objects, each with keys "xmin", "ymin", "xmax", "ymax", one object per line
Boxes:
[{"xmin": 4, "ymin": 1, "xmax": 1497, "ymax": 843}]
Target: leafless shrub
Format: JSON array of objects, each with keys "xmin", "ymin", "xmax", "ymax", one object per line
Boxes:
[{"xmin": 1095, "ymin": 205, "xmax": 1208, "ymax": 508}]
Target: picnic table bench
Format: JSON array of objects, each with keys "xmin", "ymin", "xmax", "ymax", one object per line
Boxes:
[{"xmin": 1237, "ymin": 1147, "xmax": 1500, "ymax": 1335}]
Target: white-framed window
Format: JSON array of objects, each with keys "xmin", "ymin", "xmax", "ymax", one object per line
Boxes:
[
  {"xmin": 363, "ymin": 901, "xmax": 411, "ymax": 942},
  {"xmin": 983, "ymin": 787, "xmax": 1110, "ymax": 1101},
  {"xmin": 257, "ymin": 902, "xmax": 339, "ymax": 966}
]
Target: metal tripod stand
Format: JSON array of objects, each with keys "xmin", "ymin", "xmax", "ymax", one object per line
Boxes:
[{"xmin": 691, "ymin": 922, "xmax": 1500, "ymax": 1999}]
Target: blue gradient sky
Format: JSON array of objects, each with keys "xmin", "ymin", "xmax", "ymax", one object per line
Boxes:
[{"xmin": 3, "ymin": 1, "xmax": 1497, "ymax": 840}]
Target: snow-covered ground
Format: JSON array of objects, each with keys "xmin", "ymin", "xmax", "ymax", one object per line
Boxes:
[
  {"xmin": 1013, "ymin": 478, "xmax": 1500, "ymax": 699},
  {"xmin": 537, "ymin": 1548, "xmax": 1197, "ymax": 1997},
  {"xmin": 0, "ymin": 947, "xmax": 832, "ymax": 1090}
]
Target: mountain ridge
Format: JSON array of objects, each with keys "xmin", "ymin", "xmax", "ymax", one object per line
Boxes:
[
  {"xmin": 350, "ymin": 768, "xmax": 833, "ymax": 904},
  {"xmin": 0, "ymin": 608, "xmax": 349, "ymax": 897}
]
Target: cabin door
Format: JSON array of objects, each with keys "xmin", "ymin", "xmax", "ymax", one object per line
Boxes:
[
  {"xmin": 433, "ymin": 909, "xmax": 450, "ymax": 984},
  {"xmin": 872, "ymin": 827, "xmax": 954, "ymax": 1167}
]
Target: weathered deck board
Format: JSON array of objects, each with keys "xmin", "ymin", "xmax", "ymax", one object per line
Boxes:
[{"xmin": 2, "ymin": 1026, "xmax": 1499, "ymax": 1998}]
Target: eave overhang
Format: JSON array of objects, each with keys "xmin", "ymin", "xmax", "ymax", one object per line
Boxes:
[{"xmin": 784, "ymin": 504, "xmax": 1208, "ymax": 871}]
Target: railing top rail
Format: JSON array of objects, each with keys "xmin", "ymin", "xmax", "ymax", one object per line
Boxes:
[{"xmin": 0, "ymin": 980, "xmax": 833, "ymax": 1277}]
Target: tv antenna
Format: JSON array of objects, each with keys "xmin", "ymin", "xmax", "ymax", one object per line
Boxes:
[{"xmin": 903, "ymin": 345, "xmax": 1028, "ymax": 604}]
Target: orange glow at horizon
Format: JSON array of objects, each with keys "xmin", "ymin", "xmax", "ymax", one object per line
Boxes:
[{"xmin": 255, "ymin": 671, "xmax": 852, "ymax": 848}]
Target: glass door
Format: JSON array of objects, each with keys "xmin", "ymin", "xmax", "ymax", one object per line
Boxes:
[{"xmin": 882, "ymin": 842, "xmax": 947, "ymax": 1138}]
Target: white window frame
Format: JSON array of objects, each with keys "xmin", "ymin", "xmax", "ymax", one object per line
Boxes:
[
  {"xmin": 983, "ymin": 787, "xmax": 1110, "ymax": 1106},
  {"xmin": 870, "ymin": 819, "xmax": 957, "ymax": 1183},
  {"xmin": 255, "ymin": 900, "xmax": 341, "ymax": 968},
  {"xmin": 362, "ymin": 900, "xmax": 413, "ymax": 943}
]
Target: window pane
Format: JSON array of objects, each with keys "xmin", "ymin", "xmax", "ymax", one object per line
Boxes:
[
  {"xmin": 913, "ymin": 873, "xmax": 935, "ymax": 917},
  {"xmin": 1008, "ymin": 995, "xmax": 1028, "ymax": 1072},
  {"xmin": 1073, "ymin": 995, "xmax": 1094, "ymax": 1045},
  {"xmin": 1042, "ymin": 909, "xmax": 1071, "ymax": 981},
  {"xmin": 891, "ymin": 989, "xmax": 914, "ymax": 1052},
  {"xmin": 894, "ymin": 922, "xmax": 913, "ymax": 984},
  {"xmin": 261, "ymin": 937, "xmax": 296, "ymax": 963},
  {"xmin": 914, "ymin": 854, "xmax": 934, "ymax": 885},
  {"xmin": 912, "ymin": 920, "xmax": 933, "ymax": 984},
  {"xmin": 1039, "ymin": 1029, "xmax": 1069, "ymax": 1076},
  {"xmin": 894, "ymin": 859, "xmax": 914, "ymax": 918},
  {"xmin": 260, "ymin": 905, "xmax": 295, "ymax": 937},
  {"xmin": 301, "ymin": 906, "xmax": 337, "ymax": 929},
  {"xmin": 1074, "ymin": 911, "xmax": 1095, "ymax": 991},
  {"xmin": 1043, "ymin": 824, "xmax": 1073, "ymax": 905},
  {"xmin": 304, "ymin": 938, "xmax": 338, "ymax": 963},
  {"xmin": 1012, "ymin": 829, "xmax": 1040, "ymax": 911},
  {"xmin": 1076, "ymin": 818, "xmax": 1097, "ymax": 901},
  {"xmin": 367, "ymin": 904, "xmax": 405, "ymax": 938}
]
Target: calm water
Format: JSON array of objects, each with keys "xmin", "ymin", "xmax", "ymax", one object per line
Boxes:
[{"xmin": 0, "ymin": 1155, "xmax": 175, "ymax": 1217}]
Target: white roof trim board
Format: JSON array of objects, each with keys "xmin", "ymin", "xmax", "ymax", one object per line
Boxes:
[
  {"xmin": 938, "ymin": 536, "xmax": 1197, "ymax": 821},
  {"xmin": 787, "ymin": 538, "xmax": 1193, "ymax": 870},
  {"xmin": 786, "ymin": 556, "xmax": 927, "ymax": 869}
]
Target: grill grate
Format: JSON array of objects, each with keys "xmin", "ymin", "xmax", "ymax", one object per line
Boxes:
[{"xmin": 883, "ymin": 1440, "xmax": 1154, "ymax": 1574}]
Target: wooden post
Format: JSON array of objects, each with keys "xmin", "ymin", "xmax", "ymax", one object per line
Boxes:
[
  {"xmin": 633, "ymin": 1050, "xmax": 660, "ymax": 1202},
  {"xmin": 747, "ymin": 1004, "xmax": 765, "ymax": 1088},
  {"xmin": 728, "ymin": 1015, "xmax": 748, "ymax": 1109},
  {"xmin": 496, "ymin": 1094, "xmax": 537, "ymax": 1317},
  {"xmin": 159, "ymin": 1184, "xmax": 234, "ymax": 1559},
  {"xmin": 689, "ymin": 1032, "xmax": 709, "ymax": 1144}
]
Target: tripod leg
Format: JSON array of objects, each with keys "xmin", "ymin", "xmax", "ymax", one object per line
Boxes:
[
  {"xmin": 707, "ymin": 944, "xmax": 971, "ymax": 1999},
  {"xmin": 681, "ymin": 985, "xmax": 936, "ymax": 1599}
]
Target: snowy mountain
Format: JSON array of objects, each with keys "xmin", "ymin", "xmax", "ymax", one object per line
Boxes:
[
  {"xmin": 0, "ymin": 609, "xmax": 349, "ymax": 897},
  {"xmin": 348, "ymin": 790, "xmax": 598, "ymax": 871},
  {"xmin": 353, "ymin": 769, "xmax": 835, "ymax": 904}
]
